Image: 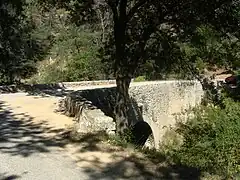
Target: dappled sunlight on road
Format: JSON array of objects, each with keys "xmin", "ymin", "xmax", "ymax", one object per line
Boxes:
[
  {"xmin": 0, "ymin": 100, "xmax": 72, "ymax": 157},
  {"xmin": 0, "ymin": 93, "xmax": 201, "ymax": 179}
]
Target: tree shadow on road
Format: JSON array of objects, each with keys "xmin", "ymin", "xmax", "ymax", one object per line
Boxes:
[
  {"xmin": 0, "ymin": 99, "xmax": 117, "ymax": 157},
  {"xmin": 0, "ymin": 172, "xmax": 20, "ymax": 180},
  {"xmin": 0, "ymin": 83, "xmax": 75, "ymax": 98},
  {"xmin": 0, "ymin": 100, "xmax": 201, "ymax": 179},
  {"xmin": 65, "ymin": 133, "xmax": 201, "ymax": 180},
  {"xmin": 75, "ymin": 146, "xmax": 201, "ymax": 180},
  {"xmin": 23, "ymin": 84, "xmax": 74, "ymax": 98},
  {"xmin": 0, "ymin": 100, "xmax": 71, "ymax": 157}
]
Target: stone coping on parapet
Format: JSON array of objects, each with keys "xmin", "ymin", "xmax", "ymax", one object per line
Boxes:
[
  {"xmin": 0, "ymin": 79, "xmax": 226, "ymax": 93},
  {"xmin": 61, "ymin": 79, "xmax": 225, "ymax": 90},
  {"xmin": 61, "ymin": 80, "xmax": 197, "ymax": 90},
  {"xmin": 61, "ymin": 80, "xmax": 196, "ymax": 88}
]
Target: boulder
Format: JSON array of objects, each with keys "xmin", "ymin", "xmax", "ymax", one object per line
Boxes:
[
  {"xmin": 56, "ymin": 93, "xmax": 116, "ymax": 135},
  {"xmin": 77, "ymin": 108, "xmax": 115, "ymax": 135}
]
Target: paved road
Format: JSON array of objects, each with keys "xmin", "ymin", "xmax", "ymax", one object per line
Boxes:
[
  {"xmin": 0, "ymin": 148, "xmax": 89, "ymax": 180},
  {"xmin": 0, "ymin": 93, "xmax": 90, "ymax": 180},
  {"xmin": 0, "ymin": 85, "xmax": 202, "ymax": 180}
]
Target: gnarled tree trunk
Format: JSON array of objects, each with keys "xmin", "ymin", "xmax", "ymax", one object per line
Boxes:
[
  {"xmin": 107, "ymin": 0, "xmax": 137, "ymax": 135},
  {"xmin": 114, "ymin": 74, "xmax": 132, "ymax": 135}
]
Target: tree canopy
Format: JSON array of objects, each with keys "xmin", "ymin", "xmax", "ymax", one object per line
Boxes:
[
  {"xmin": 99, "ymin": 0, "xmax": 240, "ymax": 134},
  {"xmin": 0, "ymin": 0, "xmax": 46, "ymax": 84}
]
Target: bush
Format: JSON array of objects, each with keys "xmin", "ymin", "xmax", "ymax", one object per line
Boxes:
[
  {"xmin": 173, "ymin": 98, "xmax": 240, "ymax": 178},
  {"xmin": 42, "ymin": 65, "xmax": 67, "ymax": 84},
  {"xmin": 29, "ymin": 48, "xmax": 107, "ymax": 84},
  {"xmin": 65, "ymin": 50, "xmax": 105, "ymax": 81},
  {"xmin": 134, "ymin": 76, "xmax": 146, "ymax": 82}
]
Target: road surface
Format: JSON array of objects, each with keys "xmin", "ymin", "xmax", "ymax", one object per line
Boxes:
[
  {"xmin": 0, "ymin": 87, "xmax": 197, "ymax": 180},
  {"xmin": 0, "ymin": 92, "xmax": 158, "ymax": 180},
  {"xmin": 0, "ymin": 93, "xmax": 92, "ymax": 180}
]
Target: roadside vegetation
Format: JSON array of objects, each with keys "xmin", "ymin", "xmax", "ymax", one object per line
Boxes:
[{"xmin": 166, "ymin": 92, "xmax": 240, "ymax": 179}]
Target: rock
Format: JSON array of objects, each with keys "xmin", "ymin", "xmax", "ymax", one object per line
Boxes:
[
  {"xmin": 55, "ymin": 97, "xmax": 66, "ymax": 113},
  {"xmin": 55, "ymin": 89, "xmax": 116, "ymax": 135},
  {"xmin": 76, "ymin": 108, "xmax": 116, "ymax": 135}
]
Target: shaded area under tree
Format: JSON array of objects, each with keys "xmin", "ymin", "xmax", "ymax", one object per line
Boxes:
[{"xmin": 0, "ymin": 96, "xmax": 201, "ymax": 179}]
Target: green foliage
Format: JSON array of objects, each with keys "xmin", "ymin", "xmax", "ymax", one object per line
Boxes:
[
  {"xmin": 25, "ymin": 0, "xmax": 240, "ymax": 84},
  {"xmin": 134, "ymin": 76, "xmax": 146, "ymax": 82},
  {"xmin": 136, "ymin": 24, "xmax": 240, "ymax": 80},
  {"xmin": 173, "ymin": 98, "xmax": 240, "ymax": 177},
  {"xmin": 65, "ymin": 50, "xmax": 105, "ymax": 81},
  {"xmin": 105, "ymin": 128, "xmax": 136, "ymax": 149},
  {"xmin": 180, "ymin": 25, "xmax": 240, "ymax": 74},
  {"xmin": 101, "ymin": 0, "xmax": 240, "ymax": 81},
  {"xmin": 32, "ymin": 27, "xmax": 107, "ymax": 83},
  {"xmin": 40, "ymin": 65, "xmax": 67, "ymax": 84},
  {"xmin": 37, "ymin": 0, "xmax": 99, "ymax": 27},
  {"xmin": 0, "ymin": 0, "xmax": 46, "ymax": 84},
  {"xmin": 27, "ymin": 1, "xmax": 110, "ymax": 83},
  {"xmin": 160, "ymin": 128, "xmax": 183, "ymax": 156}
]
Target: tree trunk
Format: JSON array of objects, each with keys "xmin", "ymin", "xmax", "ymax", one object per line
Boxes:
[
  {"xmin": 6, "ymin": 71, "xmax": 14, "ymax": 84},
  {"xmin": 109, "ymin": 0, "xmax": 131, "ymax": 135},
  {"xmin": 114, "ymin": 74, "xmax": 132, "ymax": 135}
]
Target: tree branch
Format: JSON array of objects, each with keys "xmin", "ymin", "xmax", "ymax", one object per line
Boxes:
[
  {"xmin": 134, "ymin": 25, "xmax": 158, "ymax": 67},
  {"xmin": 127, "ymin": 0, "xmax": 149, "ymax": 22},
  {"xmin": 119, "ymin": 0, "xmax": 128, "ymax": 21},
  {"xmin": 106, "ymin": 0, "xmax": 118, "ymax": 20}
]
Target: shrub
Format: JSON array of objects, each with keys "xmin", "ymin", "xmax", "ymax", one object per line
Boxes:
[
  {"xmin": 65, "ymin": 50, "xmax": 105, "ymax": 81},
  {"xmin": 134, "ymin": 76, "xmax": 146, "ymax": 82},
  {"xmin": 42, "ymin": 65, "xmax": 67, "ymax": 83},
  {"xmin": 173, "ymin": 98, "xmax": 240, "ymax": 178}
]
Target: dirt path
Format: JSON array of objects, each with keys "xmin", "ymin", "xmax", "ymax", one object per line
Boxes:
[
  {"xmin": 0, "ymin": 92, "xmax": 200, "ymax": 180},
  {"xmin": 0, "ymin": 93, "xmax": 72, "ymax": 129}
]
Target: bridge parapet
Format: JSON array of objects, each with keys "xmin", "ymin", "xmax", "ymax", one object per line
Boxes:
[{"xmin": 57, "ymin": 80, "xmax": 205, "ymax": 149}]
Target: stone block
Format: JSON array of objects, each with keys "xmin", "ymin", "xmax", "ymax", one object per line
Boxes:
[{"xmin": 77, "ymin": 108, "xmax": 115, "ymax": 135}]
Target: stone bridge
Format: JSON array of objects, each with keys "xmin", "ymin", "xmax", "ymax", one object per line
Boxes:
[
  {"xmin": 128, "ymin": 81, "xmax": 204, "ymax": 148},
  {"xmin": 58, "ymin": 80, "xmax": 205, "ymax": 149}
]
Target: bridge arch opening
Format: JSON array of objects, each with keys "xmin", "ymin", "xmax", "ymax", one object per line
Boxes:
[{"xmin": 130, "ymin": 121, "xmax": 153, "ymax": 147}]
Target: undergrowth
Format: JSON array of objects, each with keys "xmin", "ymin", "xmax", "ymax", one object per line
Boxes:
[{"xmin": 169, "ymin": 97, "xmax": 240, "ymax": 178}]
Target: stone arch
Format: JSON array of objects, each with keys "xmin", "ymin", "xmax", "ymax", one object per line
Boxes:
[{"xmin": 130, "ymin": 121, "xmax": 154, "ymax": 147}]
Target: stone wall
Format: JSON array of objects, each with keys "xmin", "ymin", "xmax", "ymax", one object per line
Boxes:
[
  {"xmin": 60, "ymin": 80, "xmax": 117, "ymax": 89},
  {"xmin": 129, "ymin": 81, "xmax": 203, "ymax": 148},
  {"xmin": 58, "ymin": 80, "xmax": 204, "ymax": 149},
  {"xmin": 0, "ymin": 80, "xmax": 121, "ymax": 94}
]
